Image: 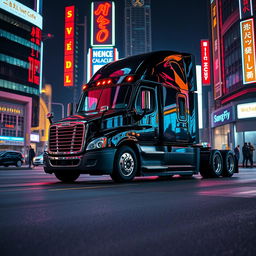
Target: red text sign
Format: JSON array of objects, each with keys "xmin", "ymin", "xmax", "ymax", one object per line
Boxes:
[
  {"xmin": 200, "ymin": 40, "xmax": 211, "ymax": 85},
  {"xmin": 64, "ymin": 5, "xmax": 75, "ymax": 86},
  {"xmin": 92, "ymin": 1, "xmax": 113, "ymax": 46}
]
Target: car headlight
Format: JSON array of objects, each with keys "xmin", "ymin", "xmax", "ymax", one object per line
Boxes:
[{"xmin": 86, "ymin": 137, "xmax": 107, "ymax": 151}]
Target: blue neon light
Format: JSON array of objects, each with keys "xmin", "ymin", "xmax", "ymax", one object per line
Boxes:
[{"xmin": 0, "ymin": 136, "xmax": 24, "ymax": 141}]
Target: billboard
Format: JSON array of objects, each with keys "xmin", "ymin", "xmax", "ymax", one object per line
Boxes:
[
  {"xmin": 87, "ymin": 48, "xmax": 118, "ymax": 80},
  {"xmin": 200, "ymin": 40, "xmax": 211, "ymax": 85},
  {"xmin": 239, "ymin": 0, "xmax": 253, "ymax": 20},
  {"xmin": 211, "ymin": 0, "xmax": 222, "ymax": 99},
  {"xmin": 91, "ymin": 1, "xmax": 115, "ymax": 47},
  {"xmin": 64, "ymin": 5, "xmax": 75, "ymax": 86},
  {"xmin": 0, "ymin": 0, "xmax": 42, "ymax": 29},
  {"xmin": 237, "ymin": 102, "xmax": 256, "ymax": 119},
  {"xmin": 240, "ymin": 18, "xmax": 256, "ymax": 84}
]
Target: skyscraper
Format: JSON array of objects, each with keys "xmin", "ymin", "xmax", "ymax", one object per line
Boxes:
[{"xmin": 125, "ymin": 0, "xmax": 152, "ymax": 57}]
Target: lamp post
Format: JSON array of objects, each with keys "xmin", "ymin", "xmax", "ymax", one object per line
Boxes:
[{"xmin": 52, "ymin": 102, "xmax": 64, "ymax": 119}]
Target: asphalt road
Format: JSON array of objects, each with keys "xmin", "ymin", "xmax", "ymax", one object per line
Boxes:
[{"xmin": 0, "ymin": 167, "xmax": 256, "ymax": 256}]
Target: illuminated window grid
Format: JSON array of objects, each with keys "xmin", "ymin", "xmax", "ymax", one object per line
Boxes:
[
  {"xmin": 0, "ymin": 29, "xmax": 40, "ymax": 52},
  {"xmin": 0, "ymin": 54, "xmax": 29, "ymax": 69},
  {"xmin": 0, "ymin": 79, "xmax": 39, "ymax": 95}
]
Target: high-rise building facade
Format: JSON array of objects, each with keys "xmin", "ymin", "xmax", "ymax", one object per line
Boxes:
[
  {"xmin": 210, "ymin": 0, "xmax": 256, "ymax": 162},
  {"xmin": 125, "ymin": 0, "xmax": 152, "ymax": 57},
  {"xmin": 0, "ymin": 0, "xmax": 43, "ymax": 152}
]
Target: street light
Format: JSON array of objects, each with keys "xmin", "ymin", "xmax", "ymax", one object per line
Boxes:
[{"xmin": 52, "ymin": 102, "xmax": 64, "ymax": 119}]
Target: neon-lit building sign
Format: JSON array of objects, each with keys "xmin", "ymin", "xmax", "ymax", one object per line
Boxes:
[
  {"xmin": 237, "ymin": 102, "xmax": 256, "ymax": 119},
  {"xmin": 64, "ymin": 5, "xmax": 75, "ymax": 87},
  {"xmin": 0, "ymin": 0, "xmax": 42, "ymax": 29},
  {"xmin": 240, "ymin": 18, "xmax": 256, "ymax": 84},
  {"xmin": 200, "ymin": 40, "xmax": 211, "ymax": 85},
  {"xmin": 28, "ymin": 26, "xmax": 41, "ymax": 85},
  {"xmin": 239, "ymin": 0, "xmax": 253, "ymax": 20},
  {"xmin": 87, "ymin": 47, "xmax": 118, "ymax": 80},
  {"xmin": 211, "ymin": 0, "xmax": 222, "ymax": 99},
  {"xmin": 91, "ymin": 1, "xmax": 115, "ymax": 47}
]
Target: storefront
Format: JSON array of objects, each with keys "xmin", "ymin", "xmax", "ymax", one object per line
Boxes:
[
  {"xmin": 235, "ymin": 101, "xmax": 256, "ymax": 163},
  {"xmin": 212, "ymin": 101, "xmax": 256, "ymax": 164},
  {"xmin": 211, "ymin": 105, "xmax": 235, "ymax": 150}
]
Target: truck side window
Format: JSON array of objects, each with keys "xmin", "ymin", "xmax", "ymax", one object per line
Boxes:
[
  {"xmin": 177, "ymin": 95, "xmax": 187, "ymax": 121},
  {"xmin": 135, "ymin": 88, "xmax": 155, "ymax": 114}
]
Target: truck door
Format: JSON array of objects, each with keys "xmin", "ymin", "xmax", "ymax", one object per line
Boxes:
[
  {"xmin": 134, "ymin": 86, "xmax": 158, "ymax": 144},
  {"xmin": 176, "ymin": 93, "xmax": 190, "ymax": 142}
]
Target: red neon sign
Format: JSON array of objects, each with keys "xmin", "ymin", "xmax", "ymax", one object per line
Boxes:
[
  {"xmin": 93, "ymin": 1, "xmax": 113, "ymax": 46},
  {"xmin": 200, "ymin": 40, "xmax": 211, "ymax": 85},
  {"xmin": 28, "ymin": 26, "xmax": 41, "ymax": 85},
  {"xmin": 64, "ymin": 6, "xmax": 75, "ymax": 87}
]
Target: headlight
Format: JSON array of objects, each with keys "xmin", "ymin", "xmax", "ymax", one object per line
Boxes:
[{"xmin": 86, "ymin": 137, "xmax": 107, "ymax": 151}]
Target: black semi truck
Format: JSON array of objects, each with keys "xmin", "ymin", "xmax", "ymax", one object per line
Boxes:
[{"xmin": 44, "ymin": 51, "xmax": 238, "ymax": 182}]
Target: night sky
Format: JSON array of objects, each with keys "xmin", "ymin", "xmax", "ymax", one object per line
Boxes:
[{"xmin": 43, "ymin": 0, "xmax": 209, "ymax": 117}]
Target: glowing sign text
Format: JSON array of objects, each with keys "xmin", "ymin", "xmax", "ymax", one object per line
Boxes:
[{"xmin": 240, "ymin": 18, "xmax": 256, "ymax": 84}]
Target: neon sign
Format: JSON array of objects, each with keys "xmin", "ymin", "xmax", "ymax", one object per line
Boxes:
[
  {"xmin": 200, "ymin": 40, "xmax": 211, "ymax": 85},
  {"xmin": 240, "ymin": 18, "xmax": 256, "ymax": 84},
  {"xmin": 211, "ymin": 0, "xmax": 222, "ymax": 99},
  {"xmin": 239, "ymin": 0, "xmax": 253, "ymax": 20},
  {"xmin": 91, "ymin": 1, "xmax": 115, "ymax": 47},
  {"xmin": 64, "ymin": 5, "xmax": 75, "ymax": 86},
  {"xmin": 28, "ymin": 26, "xmax": 41, "ymax": 85}
]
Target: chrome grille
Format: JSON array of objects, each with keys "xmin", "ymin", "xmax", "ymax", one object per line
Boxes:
[{"xmin": 49, "ymin": 123, "xmax": 85, "ymax": 154}]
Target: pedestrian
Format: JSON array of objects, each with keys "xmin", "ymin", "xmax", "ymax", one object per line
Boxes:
[
  {"xmin": 248, "ymin": 142, "xmax": 255, "ymax": 168},
  {"xmin": 28, "ymin": 145, "xmax": 35, "ymax": 168},
  {"xmin": 234, "ymin": 145, "xmax": 240, "ymax": 166},
  {"xmin": 242, "ymin": 142, "xmax": 250, "ymax": 168}
]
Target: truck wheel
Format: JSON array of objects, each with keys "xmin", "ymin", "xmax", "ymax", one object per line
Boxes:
[
  {"xmin": 222, "ymin": 151, "xmax": 235, "ymax": 177},
  {"xmin": 209, "ymin": 150, "xmax": 223, "ymax": 178},
  {"xmin": 54, "ymin": 171, "xmax": 80, "ymax": 182},
  {"xmin": 111, "ymin": 146, "xmax": 138, "ymax": 182}
]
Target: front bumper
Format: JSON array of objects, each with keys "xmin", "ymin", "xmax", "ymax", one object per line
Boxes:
[{"xmin": 44, "ymin": 148, "xmax": 116, "ymax": 174}]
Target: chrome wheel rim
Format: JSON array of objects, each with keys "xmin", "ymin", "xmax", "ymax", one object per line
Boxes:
[
  {"xmin": 227, "ymin": 155, "xmax": 235, "ymax": 174},
  {"xmin": 214, "ymin": 154, "xmax": 222, "ymax": 175},
  {"xmin": 119, "ymin": 153, "xmax": 134, "ymax": 177},
  {"xmin": 16, "ymin": 160, "xmax": 21, "ymax": 167}
]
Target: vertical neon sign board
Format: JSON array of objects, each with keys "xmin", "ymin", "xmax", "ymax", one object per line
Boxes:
[
  {"xmin": 239, "ymin": 0, "xmax": 253, "ymax": 20},
  {"xmin": 211, "ymin": 0, "xmax": 222, "ymax": 99},
  {"xmin": 240, "ymin": 18, "xmax": 256, "ymax": 84},
  {"xmin": 64, "ymin": 6, "xmax": 75, "ymax": 86},
  {"xmin": 200, "ymin": 40, "xmax": 211, "ymax": 85},
  {"xmin": 91, "ymin": 1, "xmax": 115, "ymax": 47},
  {"xmin": 28, "ymin": 26, "xmax": 41, "ymax": 86}
]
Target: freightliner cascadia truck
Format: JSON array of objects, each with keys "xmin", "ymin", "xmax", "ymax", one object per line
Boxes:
[{"xmin": 44, "ymin": 51, "xmax": 238, "ymax": 182}]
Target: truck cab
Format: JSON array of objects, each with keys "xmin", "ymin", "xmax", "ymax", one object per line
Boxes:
[{"xmin": 44, "ymin": 51, "xmax": 237, "ymax": 182}]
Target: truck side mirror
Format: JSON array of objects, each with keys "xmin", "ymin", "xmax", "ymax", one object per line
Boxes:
[
  {"xmin": 141, "ymin": 90, "xmax": 151, "ymax": 111},
  {"xmin": 67, "ymin": 103, "xmax": 73, "ymax": 116},
  {"xmin": 47, "ymin": 112, "xmax": 54, "ymax": 124}
]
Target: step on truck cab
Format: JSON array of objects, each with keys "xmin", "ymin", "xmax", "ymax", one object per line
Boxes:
[{"xmin": 44, "ymin": 51, "xmax": 238, "ymax": 182}]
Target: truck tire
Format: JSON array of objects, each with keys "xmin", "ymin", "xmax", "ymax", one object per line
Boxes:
[
  {"xmin": 200, "ymin": 150, "xmax": 223, "ymax": 178},
  {"xmin": 54, "ymin": 171, "xmax": 80, "ymax": 182},
  {"xmin": 111, "ymin": 146, "xmax": 138, "ymax": 182},
  {"xmin": 222, "ymin": 151, "xmax": 235, "ymax": 177},
  {"xmin": 209, "ymin": 150, "xmax": 223, "ymax": 177}
]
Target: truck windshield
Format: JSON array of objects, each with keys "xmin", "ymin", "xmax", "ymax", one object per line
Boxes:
[{"xmin": 77, "ymin": 85, "xmax": 132, "ymax": 112}]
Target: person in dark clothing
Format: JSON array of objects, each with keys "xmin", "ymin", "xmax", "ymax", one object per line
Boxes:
[
  {"xmin": 234, "ymin": 145, "xmax": 240, "ymax": 166},
  {"xmin": 242, "ymin": 143, "xmax": 250, "ymax": 168},
  {"xmin": 28, "ymin": 145, "xmax": 35, "ymax": 168},
  {"xmin": 248, "ymin": 142, "xmax": 255, "ymax": 168}
]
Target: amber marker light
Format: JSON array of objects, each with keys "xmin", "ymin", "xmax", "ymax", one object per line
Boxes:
[
  {"xmin": 82, "ymin": 84, "xmax": 88, "ymax": 91},
  {"xmin": 126, "ymin": 76, "xmax": 134, "ymax": 82}
]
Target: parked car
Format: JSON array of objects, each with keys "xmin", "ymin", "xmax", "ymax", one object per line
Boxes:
[
  {"xmin": 0, "ymin": 151, "xmax": 24, "ymax": 167},
  {"xmin": 33, "ymin": 154, "xmax": 44, "ymax": 166}
]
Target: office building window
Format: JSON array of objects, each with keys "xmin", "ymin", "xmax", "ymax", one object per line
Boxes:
[
  {"xmin": 221, "ymin": 0, "xmax": 239, "ymax": 23},
  {"xmin": 223, "ymin": 22, "xmax": 242, "ymax": 92}
]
